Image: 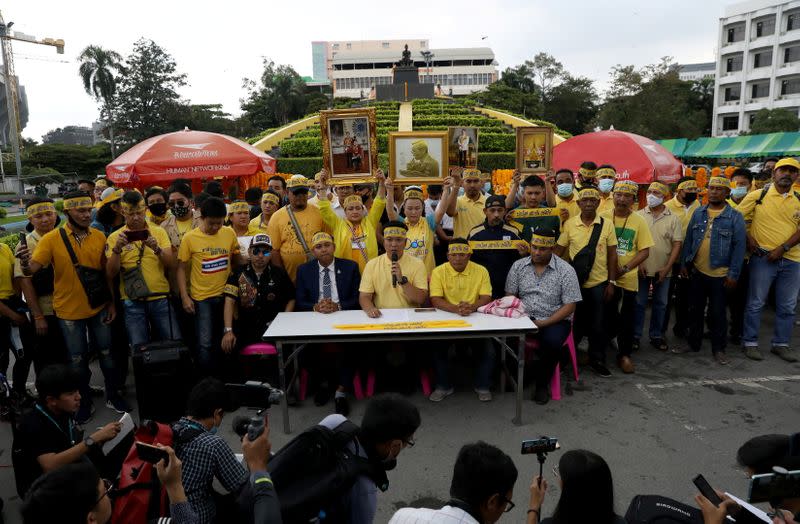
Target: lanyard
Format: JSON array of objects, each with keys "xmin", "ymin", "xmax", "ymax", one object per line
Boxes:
[
  {"xmin": 36, "ymin": 404, "xmax": 75, "ymax": 445},
  {"xmin": 613, "ymin": 214, "xmax": 630, "ymax": 244}
]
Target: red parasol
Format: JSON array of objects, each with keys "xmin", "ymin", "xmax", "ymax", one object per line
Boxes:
[
  {"xmin": 105, "ymin": 128, "xmax": 276, "ymax": 186},
  {"xmin": 552, "ymin": 130, "xmax": 682, "ymax": 185}
]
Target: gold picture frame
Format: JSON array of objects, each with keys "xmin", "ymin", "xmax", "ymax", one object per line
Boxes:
[
  {"xmin": 516, "ymin": 126, "xmax": 554, "ymax": 174},
  {"xmin": 389, "ymin": 131, "xmax": 449, "ymax": 185},
  {"xmin": 320, "ymin": 107, "xmax": 379, "ymax": 185}
]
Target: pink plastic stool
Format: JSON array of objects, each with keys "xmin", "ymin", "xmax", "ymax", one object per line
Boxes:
[
  {"xmin": 524, "ymin": 327, "xmax": 579, "ymax": 401},
  {"xmin": 352, "ymin": 370, "xmax": 376, "ymax": 400},
  {"xmin": 419, "ymin": 369, "xmax": 433, "ymax": 397},
  {"xmin": 241, "ymin": 343, "xmax": 277, "ymax": 356}
]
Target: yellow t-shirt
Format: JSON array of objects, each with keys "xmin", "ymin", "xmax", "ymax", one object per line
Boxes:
[
  {"xmin": 736, "ymin": 185, "xmax": 800, "ymax": 262},
  {"xmin": 177, "ymin": 226, "xmax": 240, "ymax": 301},
  {"xmin": 556, "ymin": 195, "xmax": 580, "ymax": 221},
  {"xmin": 248, "ymin": 215, "xmax": 270, "ymax": 235},
  {"xmin": 106, "ymin": 225, "xmax": 172, "ymax": 300},
  {"xmin": 600, "ymin": 210, "xmax": 654, "ymax": 292},
  {"xmin": 359, "ymin": 253, "xmax": 428, "ymax": 309},
  {"xmin": 0, "ymin": 243, "xmax": 15, "ymax": 300},
  {"xmin": 557, "ymin": 214, "xmax": 618, "ymax": 289},
  {"xmin": 429, "ymin": 260, "xmax": 491, "ymax": 305},
  {"xmin": 598, "ymin": 195, "xmax": 615, "ymax": 215},
  {"xmin": 32, "ymin": 224, "xmax": 108, "ymax": 320},
  {"xmin": 176, "ymin": 217, "xmax": 194, "ymax": 239},
  {"xmin": 405, "ymin": 218, "xmax": 435, "ymax": 275},
  {"xmin": 664, "ymin": 196, "xmax": 700, "ymax": 233},
  {"xmin": 267, "ymin": 205, "xmax": 327, "ymax": 282},
  {"xmin": 453, "ymin": 194, "xmax": 487, "ymax": 239},
  {"xmin": 693, "ymin": 208, "xmax": 728, "ymax": 278},
  {"xmin": 14, "ymin": 231, "xmax": 54, "ymax": 316}
]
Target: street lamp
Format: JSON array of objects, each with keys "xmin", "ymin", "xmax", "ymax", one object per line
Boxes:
[{"xmin": 420, "ymin": 50, "xmax": 434, "ymax": 83}]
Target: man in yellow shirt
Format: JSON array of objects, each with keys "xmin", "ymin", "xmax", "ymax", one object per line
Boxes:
[
  {"xmin": 359, "ymin": 221, "xmax": 428, "ymax": 315},
  {"xmin": 679, "ymin": 177, "xmax": 746, "ymax": 365},
  {"xmin": 555, "ymin": 187, "xmax": 618, "ymax": 377},
  {"xmin": 600, "ymin": 180, "xmax": 653, "ymax": 374},
  {"xmin": 177, "ymin": 196, "xmax": 241, "ymax": 375},
  {"xmin": 554, "ymin": 169, "xmax": 580, "ymax": 224},
  {"xmin": 267, "ymin": 176, "xmax": 327, "ymax": 282},
  {"xmin": 21, "ymin": 191, "xmax": 126, "ymax": 422},
  {"xmin": 596, "ymin": 165, "xmax": 617, "ymax": 214},
  {"xmin": 663, "ymin": 177, "xmax": 700, "ymax": 339},
  {"xmin": 428, "ymin": 239, "xmax": 493, "ymax": 403},
  {"xmin": 248, "ymin": 190, "xmax": 281, "ymax": 234},
  {"xmin": 106, "ymin": 191, "xmax": 178, "ymax": 349},
  {"xmin": 444, "ymin": 168, "xmax": 488, "ymax": 240},
  {"xmin": 735, "ymin": 157, "xmax": 800, "ymax": 362}
]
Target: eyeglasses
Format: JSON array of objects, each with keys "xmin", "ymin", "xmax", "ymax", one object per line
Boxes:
[
  {"xmin": 95, "ymin": 478, "xmax": 114, "ymax": 506},
  {"xmin": 501, "ymin": 496, "xmax": 515, "ymax": 513},
  {"xmin": 251, "ymin": 247, "xmax": 271, "ymax": 256},
  {"xmin": 403, "ymin": 437, "xmax": 415, "ymax": 448}
]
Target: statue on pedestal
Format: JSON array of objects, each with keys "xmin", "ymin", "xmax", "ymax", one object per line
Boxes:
[{"xmin": 398, "ymin": 44, "xmax": 414, "ymax": 67}]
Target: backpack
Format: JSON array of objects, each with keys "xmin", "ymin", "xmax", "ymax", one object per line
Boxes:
[
  {"xmin": 570, "ymin": 217, "xmax": 604, "ymax": 286},
  {"xmin": 267, "ymin": 419, "xmax": 389, "ymax": 523},
  {"xmin": 625, "ymin": 495, "xmax": 703, "ymax": 524}
]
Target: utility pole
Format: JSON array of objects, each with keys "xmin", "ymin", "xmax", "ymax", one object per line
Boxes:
[{"xmin": 0, "ymin": 11, "xmax": 64, "ymax": 196}]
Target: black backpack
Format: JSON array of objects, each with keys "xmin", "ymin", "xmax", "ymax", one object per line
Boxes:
[
  {"xmin": 267, "ymin": 419, "xmax": 388, "ymax": 523},
  {"xmin": 625, "ymin": 495, "xmax": 703, "ymax": 524},
  {"xmin": 570, "ymin": 217, "xmax": 604, "ymax": 286}
]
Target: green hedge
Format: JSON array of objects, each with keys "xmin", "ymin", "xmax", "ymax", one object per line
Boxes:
[
  {"xmin": 55, "ymin": 199, "xmax": 64, "ymax": 213},
  {"xmin": 276, "ymin": 157, "xmax": 324, "ymax": 176},
  {"xmin": 479, "ymin": 134, "xmax": 516, "ymax": 152},
  {"xmin": 280, "ymin": 137, "xmax": 322, "ymax": 157},
  {"xmin": 477, "ymin": 152, "xmax": 515, "ymax": 171},
  {"xmin": 412, "ymin": 116, "xmax": 504, "ymax": 127},
  {"xmin": 0, "ymin": 233, "xmax": 20, "ymax": 251}
]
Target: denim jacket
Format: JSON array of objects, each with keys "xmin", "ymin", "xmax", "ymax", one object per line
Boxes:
[{"xmin": 681, "ymin": 204, "xmax": 746, "ymax": 280}]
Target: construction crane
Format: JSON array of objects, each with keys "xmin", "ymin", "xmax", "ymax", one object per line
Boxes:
[{"xmin": 0, "ymin": 11, "xmax": 63, "ymax": 195}]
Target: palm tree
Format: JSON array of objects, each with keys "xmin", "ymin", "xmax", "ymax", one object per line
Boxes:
[{"xmin": 78, "ymin": 45, "xmax": 122, "ymax": 158}]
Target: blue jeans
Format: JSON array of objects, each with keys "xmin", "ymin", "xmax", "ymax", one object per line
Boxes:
[
  {"xmin": 635, "ymin": 276, "xmax": 671, "ymax": 341},
  {"xmin": 123, "ymin": 298, "xmax": 181, "ymax": 349},
  {"xmin": 194, "ymin": 296, "xmax": 224, "ymax": 375},
  {"xmin": 743, "ymin": 255, "xmax": 800, "ymax": 347},
  {"xmin": 433, "ymin": 340, "xmax": 494, "ymax": 390},
  {"xmin": 59, "ymin": 311, "xmax": 117, "ymax": 399}
]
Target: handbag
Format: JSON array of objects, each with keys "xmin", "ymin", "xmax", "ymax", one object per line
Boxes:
[
  {"xmin": 570, "ymin": 217, "xmax": 604, "ymax": 286},
  {"xmin": 59, "ymin": 228, "xmax": 111, "ymax": 309},
  {"xmin": 121, "ymin": 242, "xmax": 152, "ymax": 301}
]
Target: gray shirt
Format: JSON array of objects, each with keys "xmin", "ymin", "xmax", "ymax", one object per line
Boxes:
[{"xmin": 505, "ymin": 254, "xmax": 582, "ymax": 320}]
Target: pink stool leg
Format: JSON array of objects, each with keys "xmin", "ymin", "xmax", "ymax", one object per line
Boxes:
[
  {"xmin": 353, "ymin": 374, "xmax": 364, "ymax": 400},
  {"xmin": 366, "ymin": 370, "xmax": 376, "ymax": 397},
  {"xmin": 420, "ymin": 370, "xmax": 432, "ymax": 397},
  {"xmin": 566, "ymin": 331, "xmax": 579, "ymax": 382},
  {"xmin": 551, "ymin": 362, "xmax": 562, "ymax": 401}
]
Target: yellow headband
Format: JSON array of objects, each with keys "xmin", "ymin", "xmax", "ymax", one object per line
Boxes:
[
  {"xmin": 677, "ymin": 180, "xmax": 698, "ymax": 191},
  {"xmin": 596, "ymin": 168, "xmax": 616, "ymax": 178},
  {"xmin": 311, "ymin": 231, "xmax": 334, "ymax": 246},
  {"xmin": 448, "ymin": 243, "xmax": 472, "ymax": 255},
  {"xmin": 708, "ymin": 176, "xmax": 731, "ymax": 189},
  {"xmin": 262, "ymin": 192, "xmax": 279, "ymax": 205},
  {"xmin": 578, "ymin": 188, "xmax": 600, "ymax": 200},
  {"xmin": 383, "ymin": 226, "xmax": 408, "ymax": 238},
  {"xmin": 120, "ymin": 200, "xmax": 147, "ymax": 214},
  {"xmin": 63, "ymin": 196, "xmax": 93, "ymax": 210},
  {"xmin": 531, "ymin": 234, "xmax": 557, "ymax": 247},
  {"xmin": 648, "ymin": 182, "xmax": 670, "ymax": 196},
  {"xmin": 613, "ymin": 181, "xmax": 639, "ymax": 196},
  {"xmin": 343, "ymin": 195, "xmax": 363, "ymax": 208},
  {"xmin": 95, "ymin": 180, "xmax": 109, "ymax": 189},
  {"xmin": 579, "ymin": 167, "xmax": 597, "ymax": 179},
  {"xmin": 229, "ymin": 201, "xmax": 250, "ymax": 214},
  {"xmin": 404, "ymin": 189, "xmax": 424, "ymax": 201},
  {"xmin": 462, "ymin": 168, "xmax": 481, "ymax": 180},
  {"xmin": 26, "ymin": 202, "xmax": 56, "ymax": 218}
]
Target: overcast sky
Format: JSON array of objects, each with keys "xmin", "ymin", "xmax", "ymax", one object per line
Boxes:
[{"xmin": 6, "ymin": 0, "xmax": 732, "ymax": 141}]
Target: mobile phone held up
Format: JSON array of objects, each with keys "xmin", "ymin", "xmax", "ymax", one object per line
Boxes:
[
  {"xmin": 693, "ymin": 474, "xmax": 724, "ymax": 507},
  {"xmin": 135, "ymin": 441, "xmax": 169, "ymax": 465},
  {"xmin": 126, "ymin": 229, "xmax": 150, "ymax": 242}
]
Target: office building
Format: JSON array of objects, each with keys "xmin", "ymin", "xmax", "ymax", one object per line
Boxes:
[
  {"xmin": 42, "ymin": 125, "xmax": 96, "ymax": 146},
  {"xmin": 679, "ymin": 62, "xmax": 716, "ymax": 81}
]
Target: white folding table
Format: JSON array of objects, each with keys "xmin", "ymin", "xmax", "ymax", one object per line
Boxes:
[{"xmin": 263, "ymin": 309, "xmax": 537, "ymax": 433}]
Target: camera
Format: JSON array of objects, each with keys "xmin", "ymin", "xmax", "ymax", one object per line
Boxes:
[
  {"xmin": 521, "ymin": 437, "xmax": 560, "ymax": 455},
  {"xmin": 232, "ymin": 415, "xmax": 267, "ymax": 441},
  {"xmin": 226, "ymin": 381, "xmax": 283, "ymax": 410},
  {"xmin": 748, "ymin": 468, "xmax": 800, "ymax": 504}
]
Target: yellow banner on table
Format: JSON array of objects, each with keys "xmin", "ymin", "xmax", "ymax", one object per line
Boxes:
[
  {"xmin": 506, "ymin": 207, "xmax": 561, "ymax": 219},
  {"xmin": 334, "ymin": 320, "xmax": 472, "ymax": 330},
  {"xmin": 469, "ymin": 240, "xmax": 528, "ymax": 250}
]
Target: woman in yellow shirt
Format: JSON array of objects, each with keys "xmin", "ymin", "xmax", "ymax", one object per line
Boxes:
[
  {"xmin": 317, "ymin": 169, "xmax": 386, "ymax": 273},
  {"xmin": 227, "ymin": 200, "xmax": 254, "ymax": 237},
  {"xmin": 248, "ymin": 190, "xmax": 281, "ymax": 234}
]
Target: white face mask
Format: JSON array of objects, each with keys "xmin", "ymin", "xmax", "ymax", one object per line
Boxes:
[{"xmin": 647, "ymin": 194, "xmax": 664, "ymax": 208}]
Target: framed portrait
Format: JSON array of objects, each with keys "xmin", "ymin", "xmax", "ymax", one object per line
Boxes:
[
  {"xmin": 516, "ymin": 126, "xmax": 554, "ymax": 174},
  {"xmin": 320, "ymin": 108, "xmax": 379, "ymax": 185},
  {"xmin": 389, "ymin": 131, "xmax": 449, "ymax": 185},
  {"xmin": 448, "ymin": 126, "xmax": 479, "ymax": 168}
]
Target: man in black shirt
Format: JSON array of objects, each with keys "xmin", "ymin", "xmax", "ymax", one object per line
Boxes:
[{"xmin": 13, "ymin": 365, "xmax": 121, "ymax": 497}]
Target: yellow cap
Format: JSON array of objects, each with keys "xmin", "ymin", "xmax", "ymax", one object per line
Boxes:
[{"xmin": 775, "ymin": 158, "xmax": 800, "ymax": 171}]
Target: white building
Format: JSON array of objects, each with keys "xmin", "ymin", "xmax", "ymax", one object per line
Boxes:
[
  {"xmin": 679, "ymin": 62, "xmax": 716, "ymax": 82},
  {"xmin": 713, "ymin": 0, "xmax": 800, "ymax": 136},
  {"xmin": 312, "ymin": 39, "xmax": 498, "ymax": 99}
]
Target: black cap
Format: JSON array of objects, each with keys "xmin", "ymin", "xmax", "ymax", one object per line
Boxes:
[{"xmin": 485, "ymin": 195, "xmax": 506, "ymax": 209}]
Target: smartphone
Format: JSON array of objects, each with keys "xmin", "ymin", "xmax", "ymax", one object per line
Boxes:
[
  {"xmin": 414, "ymin": 308, "xmax": 436, "ymax": 313},
  {"xmin": 693, "ymin": 474, "xmax": 724, "ymax": 506},
  {"xmin": 126, "ymin": 229, "xmax": 150, "ymax": 242},
  {"xmin": 18, "ymin": 232, "xmax": 27, "ymax": 248},
  {"xmin": 135, "ymin": 441, "xmax": 169, "ymax": 465}
]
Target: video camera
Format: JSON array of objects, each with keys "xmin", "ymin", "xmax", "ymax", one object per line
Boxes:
[
  {"xmin": 226, "ymin": 381, "xmax": 284, "ymax": 442},
  {"xmin": 748, "ymin": 467, "xmax": 800, "ymax": 504}
]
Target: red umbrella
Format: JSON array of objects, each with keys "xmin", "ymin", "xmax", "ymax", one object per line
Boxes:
[
  {"xmin": 552, "ymin": 130, "xmax": 682, "ymax": 185},
  {"xmin": 106, "ymin": 128, "xmax": 276, "ymax": 186}
]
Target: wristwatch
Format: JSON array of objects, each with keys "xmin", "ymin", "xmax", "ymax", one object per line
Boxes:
[
  {"xmin": 223, "ymin": 327, "xmax": 233, "ymax": 333},
  {"xmin": 83, "ymin": 436, "xmax": 95, "ymax": 448},
  {"xmin": 782, "ymin": 243, "xmax": 791, "ymax": 252},
  {"xmin": 398, "ymin": 276, "xmax": 409, "ymax": 285},
  {"xmin": 621, "ymin": 265, "xmax": 630, "ymax": 274}
]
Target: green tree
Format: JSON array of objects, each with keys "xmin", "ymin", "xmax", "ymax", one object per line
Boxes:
[
  {"xmin": 525, "ymin": 53, "xmax": 566, "ymax": 107},
  {"xmin": 115, "ymin": 39, "xmax": 188, "ymax": 143},
  {"xmin": 162, "ymin": 103, "xmax": 255, "ymax": 137},
  {"xmin": 1, "ymin": 144, "xmax": 112, "ymax": 179},
  {"xmin": 749, "ymin": 108, "xmax": 800, "ymax": 134},
  {"xmin": 543, "ymin": 75, "xmax": 598, "ymax": 135},
  {"xmin": 241, "ymin": 59, "xmax": 308, "ymax": 130},
  {"xmin": 470, "ymin": 81, "xmax": 540, "ymax": 118},
  {"xmin": 78, "ymin": 45, "xmax": 122, "ymax": 158},
  {"xmin": 500, "ymin": 64, "xmax": 536, "ymax": 93}
]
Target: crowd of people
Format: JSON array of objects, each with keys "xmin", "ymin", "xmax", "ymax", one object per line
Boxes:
[{"xmin": 3, "ymin": 155, "xmax": 800, "ymax": 523}]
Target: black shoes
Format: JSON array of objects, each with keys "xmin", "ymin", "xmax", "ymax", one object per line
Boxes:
[
  {"xmin": 533, "ymin": 388, "xmax": 550, "ymax": 405},
  {"xmin": 334, "ymin": 395, "xmax": 350, "ymax": 416},
  {"xmin": 589, "ymin": 361, "xmax": 612, "ymax": 378}
]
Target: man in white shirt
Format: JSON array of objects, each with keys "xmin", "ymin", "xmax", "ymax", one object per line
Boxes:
[{"xmin": 389, "ymin": 441, "xmax": 518, "ymax": 524}]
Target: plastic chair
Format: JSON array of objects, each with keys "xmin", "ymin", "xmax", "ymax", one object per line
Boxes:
[
  {"xmin": 352, "ymin": 370, "xmax": 376, "ymax": 400},
  {"xmin": 524, "ymin": 325, "xmax": 579, "ymax": 401},
  {"xmin": 240, "ymin": 342, "xmax": 308, "ymax": 401}
]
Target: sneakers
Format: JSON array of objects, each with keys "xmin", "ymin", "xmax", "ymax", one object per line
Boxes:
[
  {"xmin": 714, "ymin": 352, "xmax": 730, "ymax": 365},
  {"xmin": 744, "ymin": 346, "xmax": 764, "ymax": 361},
  {"xmin": 106, "ymin": 396, "xmax": 132, "ymax": 414},
  {"xmin": 589, "ymin": 361, "xmax": 612, "ymax": 378},
  {"xmin": 771, "ymin": 346, "xmax": 799, "ymax": 363},
  {"xmin": 429, "ymin": 388, "xmax": 454, "ymax": 402},
  {"xmin": 76, "ymin": 401, "xmax": 96, "ymax": 425},
  {"xmin": 618, "ymin": 356, "xmax": 635, "ymax": 374},
  {"xmin": 474, "ymin": 389, "xmax": 492, "ymax": 402}
]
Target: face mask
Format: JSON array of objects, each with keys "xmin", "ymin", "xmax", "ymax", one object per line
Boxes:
[
  {"xmin": 148, "ymin": 203, "xmax": 167, "ymax": 217},
  {"xmin": 646, "ymin": 194, "xmax": 664, "ymax": 208},
  {"xmin": 173, "ymin": 204, "xmax": 190, "ymax": 218},
  {"xmin": 458, "ymin": 187, "xmax": 465, "ymax": 197},
  {"xmin": 682, "ymin": 192, "xmax": 698, "ymax": 204},
  {"xmin": 483, "ymin": 182, "xmax": 492, "ymax": 193},
  {"xmin": 557, "ymin": 183, "xmax": 574, "ymax": 198},
  {"xmin": 598, "ymin": 179, "xmax": 614, "ymax": 193},
  {"xmin": 731, "ymin": 187, "xmax": 748, "ymax": 199},
  {"xmin": 209, "ymin": 425, "xmax": 218, "ymax": 435}
]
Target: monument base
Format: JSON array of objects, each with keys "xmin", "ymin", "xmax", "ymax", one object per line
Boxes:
[{"xmin": 376, "ymin": 83, "xmax": 434, "ymax": 102}]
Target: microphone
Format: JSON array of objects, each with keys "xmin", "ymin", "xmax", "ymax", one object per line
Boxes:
[{"xmin": 391, "ymin": 252, "xmax": 398, "ymax": 288}]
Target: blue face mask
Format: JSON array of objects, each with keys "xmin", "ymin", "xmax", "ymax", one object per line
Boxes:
[
  {"xmin": 483, "ymin": 182, "xmax": 492, "ymax": 193},
  {"xmin": 458, "ymin": 187, "xmax": 465, "ymax": 197},
  {"xmin": 209, "ymin": 425, "xmax": 219, "ymax": 435},
  {"xmin": 731, "ymin": 186, "xmax": 748, "ymax": 199},
  {"xmin": 557, "ymin": 183, "xmax": 574, "ymax": 198},
  {"xmin": 598, "ymin": 179, "xmax": 615, "ymax": 193}
]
